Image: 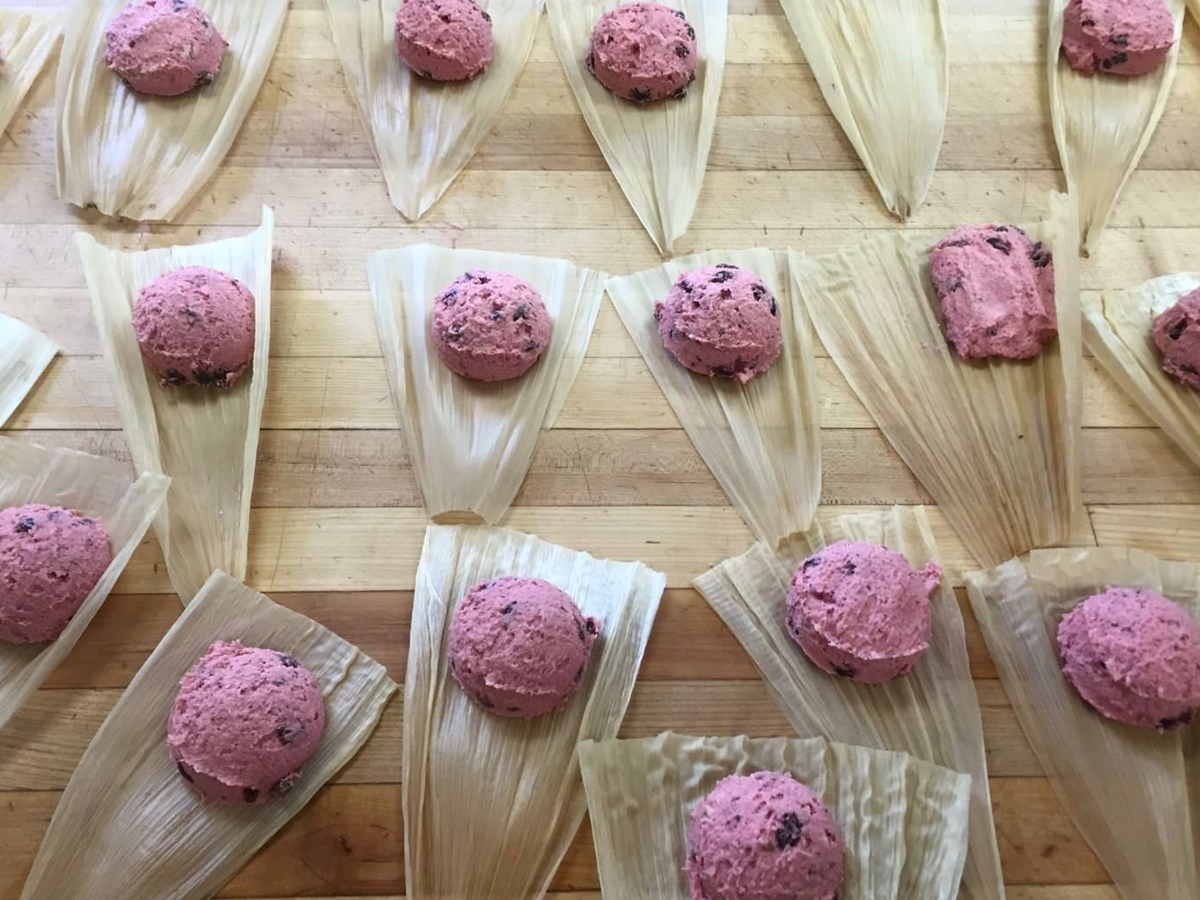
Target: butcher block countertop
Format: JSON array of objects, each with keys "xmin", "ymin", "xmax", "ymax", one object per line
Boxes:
[{"xmin": 3, "ymin": 1, "xmax": 1200, "ymax": 898}]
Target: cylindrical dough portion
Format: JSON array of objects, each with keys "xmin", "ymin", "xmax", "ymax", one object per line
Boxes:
[
  {"xmin": 1061, "ymin": 0, "xmax": 1175, "ymax": 77},
  {"xmin": 395, "ymin": 0, "xmax": 494, "ymax": 82},
  {"xmin": 1151, "ymin": 285, "xmax": 1200, "ymax": 391},
  {"xmin": 104, "ymin": 0, "xmax": 228, "ymax": 96},
  {"xmin": 587, "ymin": 2, "xmax": 698, "ymax": 103}
]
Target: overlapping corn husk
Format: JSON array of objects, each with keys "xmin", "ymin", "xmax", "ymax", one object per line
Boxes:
[
  {"xmin": 579, "ymin": 732, "xmax": 971, "ymax": 900},
  {"xmin": 0, "ymin": 312, "xmax": 56, "ymax": 427},
  {"xmin": 325, "ymin": 0, "xmax": 544, "ymax": 220},
  {"xmin": 404, "ymin": 524, "xmax": 665, "ymax": 900},
  {"xmin": 607, "ymin": 249, "xmax": 820, "ymax": 543},
  {"xmin": 1049, "ymin": 0, "xmax": 1185, "ymax": 255},
  {"xmin": 547, "ymin": 0, "xmax": 727, "ymax": 254},
  {"xmin": 966, "ymin": 546, "xmax": 1200, "ymax": 900},
  {"xmin": 19, "ymin": 570, "xmax": 397, "ymax": 900},
  {"xmin": 76, "ymin": 208, "xmax": 274, "ymax": 604},
  {"xmin": 694, "ymin": 506, "xmax": 1002, "ymax": 900},
  {"xmin": 777, "ymin": 0, "xmax": 948, "ymax": 220},
  {"xmin": 1084, "ymin": 273, "xmax": 1200, "ymax": 471},
  {"xmin": 791, "ymin": 192, "xmax": 1085, "ymax": 568},
  {"xmin": 0, "ymin": 8, "xmax": 60, "ymax": 138},
  {"xmin": 0, "ymin": 437, "xmax": 168, "ymax": 734},
  {"xmin": 370, "ymin": 244, "xmax": 605, "ymax": 522},
  {"xmin": 55, "ymin": 0, "xmax": 287, "ymax": 220}
]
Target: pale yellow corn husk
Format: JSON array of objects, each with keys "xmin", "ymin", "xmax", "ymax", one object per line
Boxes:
[
  {"xmin": 1084, "ymin": 273, "xmax": 1200, "ymax": 470},
  {"xmin": 694, "ymin": 506, "xmax": 1003, "ymax": 900},
  {"xmin": 325, "ymin": 0, "xmax": 544, "ymax": 221},
  {"xmin": 19, "ymin": 570, "xmax": 397, "ymax": 900},
  {"xmin": 55, "ymin": 0, "xmax": 287, "ymax": 221},
  {"xmin": 0, "ymin": 8, "xmax": 60, "ymax": 137},
  {"xmin": 404, "ymin": 524, "xmax": 665, "ymax": 900},
  {"xmin": 966, "ymin": 546, "xmax": 1200, "ymax": 900},
  {"xmin": 579, "ymin": 732, "xmax": 971, "ymax": 900},
  {"xmin": 0, "ymin": 311, "xmax": 56, "ymax": 427},
  {"xmin": 791, "ymin": 192, "xmax": 1085, "ymax": 568},
  {"xmin": 0, "ymin": 437, "xmax": 167, "ymax": 734},
  {"xmin": 76, "ymin": 208, "xmax": 274, "ymax": 604},
  {"xmin": 370, "ymin": 245, "xmax": 605, "ymax": 522},
  {"xmin": 547, "ymin": 0, "xmax": 727, "ymax": 254},
  {"xmin": 607, "ymin": 249, "xmax": 820, "ymax": 543},
  {"xmin": 1049, "ymin": 0, "xmax": 1184, "ymax": 255},
  {"xmin": 777, "ymin": 0, "xmax": 948, "ymax": 220}
]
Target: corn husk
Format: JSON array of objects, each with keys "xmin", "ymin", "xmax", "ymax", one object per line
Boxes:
[
  {"xmin": 694, "ymin": 506, "xmax": 1002, "ymax": 900},
  {"xmin": 0, "ymin": 437, "xmax": 167, "ymax": 734},
  {"xmin": 607, "ymin": 249, "xmax": 820, "ymax": 543},
  {"xmin": 546, "ymin": 0, "xmax": 727, "ymax": 254},
  {"xmin": 966, "ymin": 546, "xmax": 1200, "ymax": 900},
  {"xmin": 0, "ymin": 8, "xmax": 60, "ymax": 138},
  {"xmin": 1049, "ymin": 0, "xmax": 1185, "ymax": 255},
  {"xmin": 325, "ymin": 0, "xmax": 544, "ymax": 221},
  {"xmin": 76, "ymin": 208, "xmax": 274, "ymax": 604},
  {"xmin": 55, "ymin": 0, "xmax": 287, "ymax": 221},
  {"xmin": 19, "ymin": 570, "xmax": 397, "ymax": 900},
  {"xmin": 777, "ymin": 0, "xmax": 947, "ymax": 220},
  {"xmin": 790, "ymin": 192, "xmax": 1085, "ymax": 568},
  {"xmin": 370, "ymin": 244, "xmax": 605, "ymax": 522},
  {"xmin": 404, "ymin": 524, "xmax": 665, "ymax": 900},
  {"xmin": 579, "ymin": 732, "xmax": 971, "ymax": 900},
  {"xmin": 0, "ymin": 312, "xmax": 56, "ymax": 427},
  {"xmin": 1084, "ymin": 273, "xmax": 1200, "ymax": 471}
]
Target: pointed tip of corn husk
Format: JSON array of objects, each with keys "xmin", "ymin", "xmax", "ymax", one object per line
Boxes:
[
  {"xmin": 791, "ymin": 193, "xmax": 1084, "ymax": 568},
  {"xmin": 579, "ymin": 732, "xmax": 971, "ymax": 900},
  {"xmin": 547, "ymin": 0, "xmax": 728, "ymax": 253},
  {"xmin": 325, "ymin": 0, "xmax": 544, "ymax": 221},
  {"xmin": 694, "ymin": 505, "xmax": 1005, "ymax": 900},
  {"xmin": 0, "ymin": 312, "xmax": 57, "ymax": 428},
  {"xmin": 966, "ymin": 546, "xmax": 1200, "ymax": 900},
  {"xmin": 403, "ymin": 523, "xmax": 665, "ymax": 900},
  {"xmin": 77, "ymin": 207, "xmax": 274, "ymax": 604},
  {"xmin": 370, "ymin": 244, "xmax": 605, "ymax": 523},
  {"xmin": 55, "ymin": 1, "xmax": 287, "ymax": 221},
  {"xmin": 607, "ymin": 248, "xmax": 821, "ymax": 544}
]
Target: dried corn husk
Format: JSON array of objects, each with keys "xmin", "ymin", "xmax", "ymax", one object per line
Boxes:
[
  {"xmin": 55, "ymin": 0, "xmax": 287, "ymax": 221},
  {"xmin": 76, "ymin": 208, "xmax": 274, "ymax": 604},
  {"xmin": 607, "ymin": 249, "xmax": 820, "ymax": 543},
  {"xmin": 0, "ymin": 312, "xmax": 56, "ymax": 427},
  {"xmin": 0, "ymin": 8, "xmax": 60, "ymax": 138},
  {"xmin": 1049, "ymin": 0, "xmax": 1185, "ymax": 255},
  {"xmin": 325, "ymin": 0, "xmax": 544, "ymax": 221},
  {"xmin": 370, "ymin": 244, "xmax": 605, "ymax": 522},
  {"xmin": 791, "ymin": 192, "xmax": 1085, "ymax": 568},
  {"xmin": 695, "ymin": 506, "xmax": 1002, "ymax": 900},
  {"xmin": 777, "ymin": 0, "xmax": 948, "ymax": 220},
  {"xmin": 404, "ymin": 524, "xmax": 665, "ymax": 900},
  {"xmin": 546, "ymin": 0, "xmax": 727, "ymax": 254},
  {"xmin": 1084, "ymin": 273, "xmax": 1200, "ymax": 471},
  {"xmin": 19, "ymin": 570, "xmax": 397, "ymax": 900},
  {"xmin": 579, "ymin": 732, "xmax": 971, "ymax": 900},
  {"xmin": 966, "ymin": 546, "xmax": 1200, "ymax": 900},
  {"xmin": 0, "ymin": 437, "xmax": 167, "ymax": 734}
]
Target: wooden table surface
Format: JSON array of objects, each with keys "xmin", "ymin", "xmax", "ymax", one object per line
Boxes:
[{"xmin": 3, "ymin": 1, "xmax": 1200, "ymax": 898}]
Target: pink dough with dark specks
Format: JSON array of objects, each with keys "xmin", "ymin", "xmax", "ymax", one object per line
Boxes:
[
  {"xmin": 395, "ymin": 0, "xmax": 494, "ymax": 82},
  {"xmin": 448, "ymin": 576, "xmax": 600, "ymax": 718},
  {"xmin": 587, "ymin": 2, "xmax": 698, "ymax": 103},
  {"xmin": 1151, "ymin": 286, "xmax": 1200, "ymax": 391},
  {"xmin": 104, "ymin": 0, "xmax": 227, "ymax": 96},
  {"xmin": 168, "ymin": 641, "xmax": 326, "ymax": 804},
  {"xmin": 929, "ymin": 224, "xmax": 1057, "ymax": 360},
  {"xmin": 1058, "ymin": 587, "xmax": 1200, "ymax": 730},
  {"xmin": 686, "ymin": 771, "xmax": 844, "ymax": 900},
  {"xmin": 1061, "ymin": 0, "xmax": 1175, "ymax": 77},
  {"xmin": 132, "ymin": 266, "xmax": 256, "ymax": 388},
  {"xmin": 431, "ymin": 270, "xmax": 551, "ymax": 382},
  {"xmin": 0, "ymin": 505, "xmax": 111, "ymax": 644},
  {"xmin": 787, "ymin": 540, "xmax": 942, "ymax": 685},
  {"xmin": 654, "ymin": 264, "xmax": 781, "ymax": 384}
]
